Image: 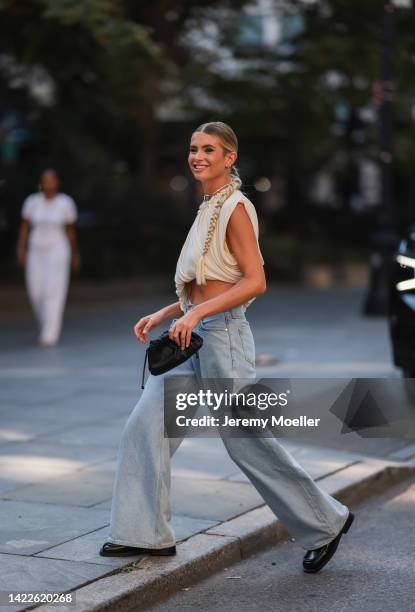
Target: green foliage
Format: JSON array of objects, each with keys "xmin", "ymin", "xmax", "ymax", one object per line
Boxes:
[
  {"xmin": 2, "ymin": 0, "xmax": 415, "ymax": 278},
  {"xmin": 3, "ymin": 0, "xmax": 415, "ymax": 179}
]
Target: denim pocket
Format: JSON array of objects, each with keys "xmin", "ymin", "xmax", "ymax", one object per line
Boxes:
[
  {"xmin": 237, "ymin": 322, "xmax": 256, "ymax": 367},
  {"xmin": 200, "ymin": 312, "xmax": 228, "ymax": 331},
  {"xmin": 230, "ymin": 309, "xmax": 245, "ymax": 320}
]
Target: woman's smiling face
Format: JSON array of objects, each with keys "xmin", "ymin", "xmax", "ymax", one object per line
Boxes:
[{"xmin": 188, "ymin": 132, "xmax": 235, "ymax": 181}]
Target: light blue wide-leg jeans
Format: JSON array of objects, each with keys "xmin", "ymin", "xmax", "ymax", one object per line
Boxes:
[{"xmin": 107, "ymin": 300, "xmax": 350, "ymax": 551}]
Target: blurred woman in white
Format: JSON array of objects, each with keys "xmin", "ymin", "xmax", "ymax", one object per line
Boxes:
[{"xmin": 16, "ymin": 168, "xmax": 81, "ymax": 346}]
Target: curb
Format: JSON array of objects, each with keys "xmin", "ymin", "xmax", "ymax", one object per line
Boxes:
[{"xmin": 32, "ymin": 458, "xmax": 415, "ymax": 612}]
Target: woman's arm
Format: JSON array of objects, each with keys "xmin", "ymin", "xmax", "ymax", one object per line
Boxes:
[
  {"xmin": 157, "ymin": 301, "xmax": 185, "ymax": 321},
  {"xmin": 133, "ymin": 300, "xmax": 184, "ymax": 343},
  {"xmin": 191, "ymin": 202, "xmax": 266, "ymax": 322},
  {"xmin": 16, "ymin": 220, "xmax": 30, "ymax": 267},
  {"xmin": 65, "ymin": 224, "xmax": 81, "ymax": 272}
]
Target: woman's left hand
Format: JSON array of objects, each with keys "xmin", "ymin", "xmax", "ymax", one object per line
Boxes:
[{"xmin": 169, "ymin": 311, "xmax": 201, "ymax": 349}]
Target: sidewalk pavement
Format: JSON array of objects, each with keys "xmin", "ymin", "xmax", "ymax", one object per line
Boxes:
[{"xmin": 1, "ymin": 284, "xmax": 414, "ymax": 611}]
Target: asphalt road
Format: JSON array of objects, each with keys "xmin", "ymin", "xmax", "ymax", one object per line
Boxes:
[{"xmin": 149, "ymin": 475, "xmax": 415, "ymax": 612}]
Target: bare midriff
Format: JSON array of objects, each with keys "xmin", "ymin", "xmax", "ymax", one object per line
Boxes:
[{"xmin": 187, "ymin": 278, "xmax": 236, "ymax": 305}]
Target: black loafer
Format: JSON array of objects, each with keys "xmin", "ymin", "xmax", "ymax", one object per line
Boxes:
[
  {"xmin": 99, "ymin": 542, "xmax": 176, "ymax": 557},
  {"xmin": 303, "ymin": 511, "xmax": 354, "ymax": 573}
]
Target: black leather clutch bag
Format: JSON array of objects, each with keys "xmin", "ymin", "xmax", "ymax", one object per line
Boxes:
[{"xmin": 141, "ymin": 330, "xmax": 203, "ymax": 389}]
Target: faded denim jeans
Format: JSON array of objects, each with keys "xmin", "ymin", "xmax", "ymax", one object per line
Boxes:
[{"xmin": 107, "ymin": 300, "xmax": 349, "ymax": 551}]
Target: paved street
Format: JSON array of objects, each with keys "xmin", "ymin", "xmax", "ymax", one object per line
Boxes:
[
  {"xmin": 0, "ymin": 283, "xmax": 413, "ymax": 607},
  {"xmin": 150, "ymin": 474, "xmax": 415, "ymax": 612}
]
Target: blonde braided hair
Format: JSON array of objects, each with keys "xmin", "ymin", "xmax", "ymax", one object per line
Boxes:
[{"xmin": 193, "ymin": 121, "xmax": 242, "ymax": 285}]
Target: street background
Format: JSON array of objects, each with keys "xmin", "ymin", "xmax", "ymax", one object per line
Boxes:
[
  {"xmin": 2, "ymin": 0, "xmax": 415, "ymax": 609},
  {"xmin": 2, "ymin": 0, "xmax": 415, "ymax": 291}
]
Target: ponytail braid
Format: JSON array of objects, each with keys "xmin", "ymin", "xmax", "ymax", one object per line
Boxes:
[
  {"xmin": 230, "ymin": 164, "xmax": 241, "ymax": 180},
  {"xmin": 195, "ymin": 174, "xmax": 242, "ymax": 285}
]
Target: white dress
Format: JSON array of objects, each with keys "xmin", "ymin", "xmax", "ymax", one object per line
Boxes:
[{"xmin": 21, "ymin": 192, "xmax": 78, "ymax": 344}]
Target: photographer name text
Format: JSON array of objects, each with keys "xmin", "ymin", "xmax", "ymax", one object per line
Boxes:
[{"xmin": 176, "ymin": 415, "xmax": 320, "ymax": 428}]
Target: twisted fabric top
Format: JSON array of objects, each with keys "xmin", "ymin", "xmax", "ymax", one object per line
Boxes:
[{"xmin": 174, "ymin": 187, "xmax": 265, "ymax": 313}]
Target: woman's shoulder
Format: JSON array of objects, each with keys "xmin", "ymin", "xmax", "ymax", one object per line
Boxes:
[
  {"xmin": 57, "ymin": 193, "xmax": 77, "ymax": 212},
  {"xmin": 57, "ymin": 193, "xmax": 78, "ymax": 222},
  {"xmin": 221, "ymin": 190, "xmax": 258, "ymax": 221},
  {"xmin": 216, "ymin": 190, "xmax": 259, "ymax": 239},
  {"xmin": 25, "ymin": 192, "xmax": 41, "ymax": 203},
  {"xmin": 21, "ymin": 192, "xmax": 41, "ymax": 217},
  {"xmin": 224, "ymin": 189, "xmax": 255, "ymax": 209},
  {"xmin": 57, "ymin": 192, "xmax": 75, "ymax": 204}
]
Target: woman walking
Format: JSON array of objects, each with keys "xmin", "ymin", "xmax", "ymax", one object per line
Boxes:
[
  {"xmin": 16, "ymin": 168, "xmax": 80, "ymax": 346},
  {"xmin": 100, "ymin": 121, "xmax": 354, "ymax": 573}
]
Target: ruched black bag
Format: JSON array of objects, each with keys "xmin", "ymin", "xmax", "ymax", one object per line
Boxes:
[{"xmin": 141, "ymin": 330, "xmax": 203, "ymax": 389}]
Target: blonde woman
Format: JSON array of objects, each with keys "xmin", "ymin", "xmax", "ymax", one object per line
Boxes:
[
  {"xmin": 16, "ymin": 169, "xmax": 80, "ymax": 346},
  {"xmin": 101, "ymin": 121, "xmax": 354, "ymax": 573}
]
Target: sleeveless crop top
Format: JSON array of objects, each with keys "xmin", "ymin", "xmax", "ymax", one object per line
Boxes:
[{"xmin": 174, "ymin": 189, "xmax": 265, "ymax": 313}]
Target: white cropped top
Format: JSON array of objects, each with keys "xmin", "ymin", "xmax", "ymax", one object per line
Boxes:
[{"xmin": 174, "ymin": 189, "xmax": 265, "ymax": 313}]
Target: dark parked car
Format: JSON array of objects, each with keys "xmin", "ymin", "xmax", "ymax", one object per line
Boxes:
[{"xmin": 389, "ymin": 225, "xmax": 415, "ymax": 377}]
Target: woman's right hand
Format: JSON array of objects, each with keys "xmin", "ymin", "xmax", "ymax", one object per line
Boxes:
[{"xmin": 133, "ymin": 311, "xmax": 164, "ymax": 343}]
